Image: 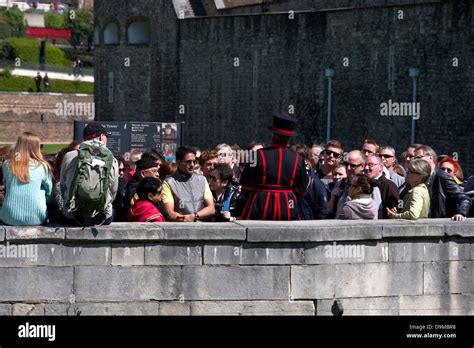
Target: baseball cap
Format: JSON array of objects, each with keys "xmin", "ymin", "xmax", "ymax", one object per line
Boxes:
[{"xmin": 83, "ymin": 123, "xmax": 109, "ymax": 140}]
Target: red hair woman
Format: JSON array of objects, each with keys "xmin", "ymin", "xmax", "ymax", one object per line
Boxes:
[{"xmin": 439, "ymin": 157, "xmax": 463, "ymax": 186}]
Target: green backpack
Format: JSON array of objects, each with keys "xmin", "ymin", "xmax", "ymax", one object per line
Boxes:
[{"xmin": 68, "ymin": 143, "xmax": 114, "ymax": 226}]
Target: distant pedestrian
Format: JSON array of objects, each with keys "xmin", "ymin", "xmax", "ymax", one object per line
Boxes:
[
  {"xmin": 34, "ymin": 72, "xmax": 42, "ymax": 92},
  {"xmin": 43, "ymin": 73, "xmax": 50, "ymax": 92}
]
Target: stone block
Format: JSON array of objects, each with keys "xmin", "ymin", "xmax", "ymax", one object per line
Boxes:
[
  {"xmin": 203, "ymin": 243, "xmax": 304, "ymax": 265},
  {"xmin": 112, "ymin": 244, "xmax": 145, "ymax": 266},
  {"xmin": 13, "ymin": 303, "xmax": 45, "ymax": 316},
  {"xmin": 48, "ymin": 302, "xmax": 159, "ymax": 315},
  {"xmin": 317, "ymin": 297, "xmax": 399, "ymax": 315},
  {"xmin": 399, "ymin": 294, "xmax": 474, "ymax": 315},
  {"xmin": 145, "ymin": 244, "xmax": 201, "ymax": 265},
  {"xmin": 190, "ymin": 301, "xmax": 315, "ymax": 315},
  {"xmin": 162, "ymin": 223, "xmax": 246, "ymax": 241},
  {"xmin": 445, "ymin": 221, "xmax": 474, "ymax": 237},
  {"xmin": 159, "ymin": 301, "xmax": 191, "ymax": 315},
  {"xmin": 305, "ymin": 241, "xmax": 387, "ymax": 264},
  {"xmin": 291, "ymin": 265, "xmax": 336, "ymax": 299},
  {"xmin": 0, "ymin": 226, "xmax": 4, "ymax": 242},
  {"xmin": 5, "ymin": 226, "xmax": 65, "ymax": 241},
  {"xmin": 0, "ymin": 243, "xmax": 111, "ymax": 267},
  {"xmin": 65, "ymin": 223, "xmax": 165, "ymax": 241},
  {"xmin": 423, "ymin": 261, "xmax": 474, "ymax": 294},
  {"xmin": 74, "ymin": 266, "xmax": 182, "ymax": 301},
  {"xmin": 389, "ymin": 240, "xmax": 447, "ymax": 262},
  {"xmin": 0, "ymin": 304, "xmax": 12, "ymax": 315},
  {"xmin": 334, "ymin": 263, "xmax": 423, "ymax": 298},
  {"xmin": 241, "ymin": 220, "xmax": 382, "ymax": 242},
  {"xmin": 181, "ymin": 266, "xmax": 289, "ymax": 300},
  {"xmin": 382, "ymin": 222, "xmax": 445, "ymax": 238},
  {"xmin": 0, "ymin": 267, "xmax": 73, "ymax": 301}
]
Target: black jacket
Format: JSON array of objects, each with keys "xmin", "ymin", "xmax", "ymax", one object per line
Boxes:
[
  {"xmin": 212, "ymin": 181, "xmax": 242, "ymax": 221},
  {"xmin": 372, "ymin": 175, "xmax": 400, "ymax": 219},
  {"xmin": 429, "ymin": 169, "xmax": 471, "ymax": 218}
]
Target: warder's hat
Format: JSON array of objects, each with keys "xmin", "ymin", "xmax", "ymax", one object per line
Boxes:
[{"xmin": 268, "ymin": 113, "xmax": 297, "ymax": 136}]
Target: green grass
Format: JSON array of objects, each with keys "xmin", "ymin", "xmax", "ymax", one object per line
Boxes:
[
  {"xmin": 0, "ymin": 74, "xmax": 93, "ymax": 94},
  {"xmin": 42, "ymin": 144, "xmax": 68, "ymax": 155},
  {"xmin": 1, "ymin": 144, "xmax": 68, "ymax": 156}
]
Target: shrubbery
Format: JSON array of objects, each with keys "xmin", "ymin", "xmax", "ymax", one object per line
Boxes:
[
  {"xmin": 1, "ymin": 38, "xmax": 67, "ymax": 66},
  {"xmin": 44, "ymin": 12, "xmax": 66, "ymax": 29},
  {"xmin": 4, "ymin": 8, "xmax": 25, "ymax": 37},
  {"xmin": 0, "ymin": 11, "xmax": 12, "ymax": 39}
]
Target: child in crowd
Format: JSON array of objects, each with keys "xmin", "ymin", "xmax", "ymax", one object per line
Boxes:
[{"xmin": 127, "ymin": 177, "xmax": 165, "ymax": 222}]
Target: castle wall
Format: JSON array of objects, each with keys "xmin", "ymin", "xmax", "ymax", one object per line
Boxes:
[{"xmin": 94, "ymin": 0, "xmax": 474, "ymax": 175}]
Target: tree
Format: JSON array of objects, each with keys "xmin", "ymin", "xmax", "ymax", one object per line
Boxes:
[
  {"xmin": 64, "ymin": 8, "xmax": 93, "ymax": 46},
  {"xmin": 5, "ymin": 8, "xmax": 25, "ymax": 37}
]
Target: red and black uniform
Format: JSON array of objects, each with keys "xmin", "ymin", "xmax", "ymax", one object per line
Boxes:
[{"xmin": 239, "ymin": 145, "xmax": 309, "ymax": 220}]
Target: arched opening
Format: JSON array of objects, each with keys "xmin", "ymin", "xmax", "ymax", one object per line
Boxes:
[
  {"xmin": 104, "ymin": 21, "xmax": 119, "ymax": 45},
  {"xmin": 127, "ymin": 20, "xmax": 150, "ymax": 45}
]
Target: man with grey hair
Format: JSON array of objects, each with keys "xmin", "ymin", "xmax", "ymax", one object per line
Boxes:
[
  {"xmin": 414, "ymin": 145, "xmax": 470, "ymax": 221},
  {"xmin": 215, "ymin": 143, "xmax": 241, "ymax": 182},
  {"xmin": 380, "ymin": 146, "xmax": 405, "ymax": 188},
  {"xmin": 364, "ymin": 154, "xmax": 399, "ymax": 219},
  {"xmin": 310, "ymin": 144, "xmax": 324, "ymax": 172},
  {"xmin": 332, "ymin": 150, "xmax": 366, "ymax": 217}
]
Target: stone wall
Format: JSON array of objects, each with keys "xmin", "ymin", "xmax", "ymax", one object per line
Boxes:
[
  {"xmin": 0, "ymin": 219, "xmax": 472, "ymax": 316},
  {"xmin": 94, "ymin": 0, "xmax": 474, "ymax": 176},
  {"xmin": 0, "ymin": 92, "xmax": 94, "ymax": 144}
]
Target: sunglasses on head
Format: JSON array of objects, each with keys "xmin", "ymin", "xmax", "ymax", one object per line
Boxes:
[{"xmin": 324, "ymin": 149, "xmax": 342, "ymax": 158}]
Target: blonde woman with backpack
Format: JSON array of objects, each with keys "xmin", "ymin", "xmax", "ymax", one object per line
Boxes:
[{"xmin": 0, "ymin": 132, "xmax": 53, "ymax": 225}]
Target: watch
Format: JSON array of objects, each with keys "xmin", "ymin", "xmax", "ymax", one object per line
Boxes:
[{"xmin": 194, "ymin": 213, "xmax": 200, "ymax": 222}]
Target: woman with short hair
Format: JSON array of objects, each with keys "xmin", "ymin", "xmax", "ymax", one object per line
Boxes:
[
  {"xmin": 0, "ymin": 132, "xmax": 53, "ymax": 225},
  {"xmin": 336, "ymin": 173, "xmax": 378, "ymax": 220},
  {"xmin": 387, "ymin": 159, "xmax": 431, "ymax": 220}
]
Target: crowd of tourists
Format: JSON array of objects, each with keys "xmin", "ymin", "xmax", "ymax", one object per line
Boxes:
[{"xmin": 0, "ymin": 115, "xmax": 472, "ymax": 226}]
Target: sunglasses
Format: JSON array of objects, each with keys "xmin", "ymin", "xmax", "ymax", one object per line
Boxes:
[
  {"xmin": 184, "ymin": 160, "xmax": 197, "ymax": 165},
  {"xmin": 380, "ymin": 154, "xmax": 394, "ymax": 159},
  {"xmin": 346, "ymin": 162, "xmax": 363, "ymax": 169},
  {"xmin": 324, "ymin": 150, "xmax": 342, "ymax": 158},
  {"xmin": 440, "ymin": 167, "xmax": 453, "ymax": 173}
]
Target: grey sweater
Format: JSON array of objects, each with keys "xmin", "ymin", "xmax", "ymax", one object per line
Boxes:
[{"xmin": 336, "ymin": 195, "xmax": 378, "ymax": 220}]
